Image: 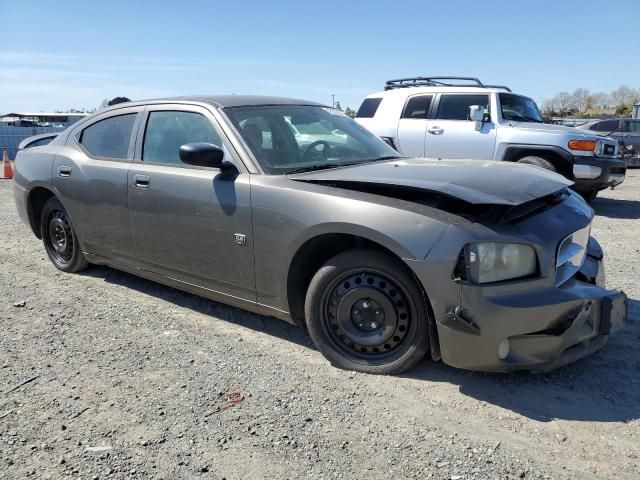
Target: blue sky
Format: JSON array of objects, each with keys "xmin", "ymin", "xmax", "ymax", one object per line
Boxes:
[{"xmin": 1, "ymin": 0, "xmax": 639, "ymax": 113}]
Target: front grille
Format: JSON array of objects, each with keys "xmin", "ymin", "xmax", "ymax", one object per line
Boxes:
[{"xmin": 556, "ymin": 225, "xmax": 590, "ymax": 286}]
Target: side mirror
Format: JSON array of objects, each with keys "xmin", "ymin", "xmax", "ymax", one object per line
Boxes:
[
  {"xmin": 469, "ymin": 105, "xmax": 484, "ymax": 122},
  {"xmin": 179, "ymin": 142, "xmax": 228, "ymax": 169},
  {"xmin": 469, "ymin": 105, "xmax": 484, "ymax": 131}
]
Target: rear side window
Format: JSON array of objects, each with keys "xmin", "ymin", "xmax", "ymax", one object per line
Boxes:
[
  {"xmin": 356, "ymin": 98, "xmax": 382, "ymax": 118},
  {"xmin": 590, "ymin": 120, "xmax": 618, "ymax": 132},
  {"xmin": 143, "ymin": 111, "xmax": 222, "ymax": 165},
  {"xmin": 80, "ymin": 114, "xmax": 136, "ymax": 159},
  {"xmin": 629, "ymin": 121, "xmax": 640, "ymax": 132},
  {"xmin": 436, "ymin": 94, "xmax": 489, "ymax": 120},
  {"xmin": 402, "ymin": 95, "xmax": 433, "ymax": 119}
]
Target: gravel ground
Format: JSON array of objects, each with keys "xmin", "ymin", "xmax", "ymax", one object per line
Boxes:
[{"xmin": 1, "ymin": 172, "xmax": 639, "ymax": 480}]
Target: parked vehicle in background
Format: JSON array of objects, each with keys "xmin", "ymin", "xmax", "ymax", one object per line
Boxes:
[
  {"xmin": 578, "ymin": 118, "xmax": 640, "ymax": 167},
  {"xmin": 355, "ymin": 76, "xmax": 626, "ymax": 202},
  {"xmin": 12, "ymin": 95, "xmax": 627, "ymax": 375}
]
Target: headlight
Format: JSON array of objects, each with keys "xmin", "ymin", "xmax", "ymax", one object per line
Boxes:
[{"xmin": 465, "ymin": 242, "xmax": 537, "ymax": 284}]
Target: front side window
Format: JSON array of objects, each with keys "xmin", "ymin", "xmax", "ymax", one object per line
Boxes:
[
  {"xmin": 143, "ymin": 111, "xmax": 222, "ymax": 165},
  {"xmin": 80, "ymin": 114, "xmax": 136, "ymax": 159},
  {"xmin": 499, "ymin": 93, "xmax": 543, "ymax": 123},
  {"xmin": 436, "ymin": 94, "xmax": 490, "ymax": 121},
  {"xmin": 225, "ymin": 105, "xmax": 399, "ymax": 174},
  {"xmin": 402, "ymin": 95, "xmax": 433, "ymax": 119}
]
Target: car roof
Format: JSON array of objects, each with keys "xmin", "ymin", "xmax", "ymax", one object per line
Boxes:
[{"xmin": 103, "ymin": 95, "xmax": 327, "ymax": 110}]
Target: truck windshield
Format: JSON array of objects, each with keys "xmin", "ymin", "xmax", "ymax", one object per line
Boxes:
[
  {"xmin": 225, "ymin": 105, "xmax": 401, "ymax": 174},
  {"xmin": 499, "ymin": 93, "xmax": 543, "ymax": 123}
]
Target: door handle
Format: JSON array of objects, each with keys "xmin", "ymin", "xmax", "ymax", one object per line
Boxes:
[
  {"xmin": 134, "ymin": 174, "xmax": 150, "ymax": 188},
  {"xmin": 428, "ymin": 126, "xmax": 444, "ymax": 135},
  {"xmin": 58, "ymin": 166, "xmax": 72, "ymax": 177}
]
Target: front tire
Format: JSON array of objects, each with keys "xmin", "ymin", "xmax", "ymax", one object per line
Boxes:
[
  {"xmin": 304, "ymin": 249, "xmax": 430, "ymax": 375},
  {"xmin": 517, "ymin": 156, "xmax": 557, "ymax": 172},
  {"xmin": 580, "ymin": 189, "xmax": 598, "ymax": 203},
  {"xmin": 40, "ymin": 197, "xmax": 88, "ymax": 273}
]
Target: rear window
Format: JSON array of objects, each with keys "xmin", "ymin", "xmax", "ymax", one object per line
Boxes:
[
  {"xmin": 436, "ymin": 94, "xmax": 489, "ymax": 120},
  {"xmin": 80, "ymin": 114, "xmax": 136, "ymax": 159},
  {"xmin": 402, "ymin": 95, "xmax": 433, "ymax": 119},
  {"xmin": 356, "ymin": 98, "xmax": 382, "ymax": 118}
]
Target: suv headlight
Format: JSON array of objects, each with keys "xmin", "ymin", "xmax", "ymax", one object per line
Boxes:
[{"xmin": 464, "ymin": 242, "xmax": 537, "ymax": 284}]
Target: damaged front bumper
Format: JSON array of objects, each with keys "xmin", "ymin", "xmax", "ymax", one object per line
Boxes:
[
  {"xmin": 406, "ymin": 190, "xmax": 627, "ymax": 372},
  {"xmin": 413, "ymin": 248, "xmax": 627, "ymax": 372}
]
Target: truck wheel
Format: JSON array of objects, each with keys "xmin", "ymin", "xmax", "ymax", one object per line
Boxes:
[
  {"xmin": 580, "ymin": 190, "xmax": 598, "ymax": 203},
  {"xmin": 517, "ymin": 156, "xmax": 557, "ymax": 172},
  {"xmin": 304, "ymin": 249, "xmax": 430, "ymax": 375},
  {"xmin": 40, "ymin": 197, "xmax": 88, "ymax": 273}
]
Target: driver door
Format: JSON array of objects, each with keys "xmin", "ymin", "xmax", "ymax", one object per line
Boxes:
[
  {"xmin": 425, "ymin": 93, "xmax": 497, "ymax": 160},
  {"xmin": 127, "ymin": 104, "xmax": 255, "ymax": 300}
]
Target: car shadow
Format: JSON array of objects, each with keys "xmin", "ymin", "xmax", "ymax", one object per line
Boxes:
[
  {"xmin": 80, "ymin": 265, "xmax": 316, "ymax": 349},
  {"xmin": 404, "ymin": 298, "xmax": 640, "ymax": 423},
  {"xmin": 591, "ymin": 196, "xmax": 640, "ymax": 219},
  {"xmin": 81, "ymin": 266, "xmax": 640, "ymax": 423}
]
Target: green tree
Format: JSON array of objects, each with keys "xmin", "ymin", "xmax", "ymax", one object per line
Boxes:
[
  {"xmin": 107, "ymin": 96, "xmax": 131, "ymax": 106},
  {"xmin": 344, "ymin": 107, "xmax": 356, "ymax": 118}
]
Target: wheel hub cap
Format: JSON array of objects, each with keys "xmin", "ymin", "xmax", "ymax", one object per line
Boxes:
[{"xmin": 325, "ymin": 272, "xmax": 411, "ymax": 355}]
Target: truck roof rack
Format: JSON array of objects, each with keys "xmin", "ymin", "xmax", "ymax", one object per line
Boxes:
[{"xmin": 384, "ymin": 76, "xmax": 511, "ymax": 92}]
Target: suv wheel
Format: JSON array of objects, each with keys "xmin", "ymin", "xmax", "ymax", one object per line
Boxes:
[
  {"xmin": 41, "ymin": 197, "xmax": 88, "ymax": 273},
  {"xmin": 517, "ymin": 156, "xmax": 557, "ymax": 172},
  {"xmin": 304, "ymin": 249, "xmax": 430, "ymax": 375}
]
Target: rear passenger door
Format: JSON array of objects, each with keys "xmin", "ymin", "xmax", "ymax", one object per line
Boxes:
[
  {"xmin": 425, "ymin": 93, "xmax": 496, "ymax": 160},
  {"xmin": 396, "ymin": 94, "xmax": 433, "ymax": 157},
  {"xmin": 127, "ymin": 104, "xmax": 255, "ymax": 300},
  {"xmin": 55, "ymin": 107, "xmax": 143, "ymax": 262}
]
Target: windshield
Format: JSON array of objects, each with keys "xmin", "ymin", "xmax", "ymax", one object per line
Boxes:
[
  {"xmin": 499, "ymin": 93, "xmax": 543, "ymax": 123},
  {"xmin": 224, "ymin": 105, "xmax": 401, "ymax": 174}
]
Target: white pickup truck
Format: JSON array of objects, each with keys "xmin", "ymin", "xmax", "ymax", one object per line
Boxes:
[{"xmin": 355, "ymin": 76, "xmax": 626, "ymax": 202}]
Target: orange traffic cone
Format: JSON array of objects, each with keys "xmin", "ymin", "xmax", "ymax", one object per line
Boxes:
[{"xmin": 2, "ymin": 150, "xmax": 13, "ymax": 179}]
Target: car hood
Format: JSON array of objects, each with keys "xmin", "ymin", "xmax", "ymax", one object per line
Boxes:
[
  {"xmin": 508, "ymin": 121, "xmax": 600, "ymax": 136},
  {"xmin": 289, "ymin": 158, "xmax": 572, "ymax": 206}
]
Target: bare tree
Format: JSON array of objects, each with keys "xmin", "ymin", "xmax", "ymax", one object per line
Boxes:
[
  {"xmin": 589, "ymin": 92, "xmax": 610, "ymax": 110},
  {"xmin": 610, "ymin": 85, "xmax": 635, "ymax": 107},
  {"xmin": 571, "ymin": 88, "xmax": 590, "ymax": 114},
  {"xmin": 539, "ymin": 98, "xmax": 556, "ymax": 117},
  {"xmin": 553, "ymin": 91, "xmax": 573, "ymax": 116}
]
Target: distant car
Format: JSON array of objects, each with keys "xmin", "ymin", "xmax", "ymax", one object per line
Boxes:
[
  {"xmin": 355, "ymin": 76, "xmax": 626, "ymax": 202},
  {"xmin": 578, "ymin": 118, "xmax": 640, "ymax": 167},
  {"xmin": 12, "ymin": 95, "xmax": 626, "ymax": 374}
]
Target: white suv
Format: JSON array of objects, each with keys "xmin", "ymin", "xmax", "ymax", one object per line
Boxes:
[{"xmin": 355, "ymin": 77, "xmax": 625, "ymax": 201}]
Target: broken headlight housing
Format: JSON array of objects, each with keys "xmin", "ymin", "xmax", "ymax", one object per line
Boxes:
[{"xmin": 462, "ymin": 242, "xmax": 538, "ymax": 284}]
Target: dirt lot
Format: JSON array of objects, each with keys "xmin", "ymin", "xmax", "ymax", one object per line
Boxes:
[{"xmin": 1, "ymin": 172, "xmax": 639, "ymax": 480}]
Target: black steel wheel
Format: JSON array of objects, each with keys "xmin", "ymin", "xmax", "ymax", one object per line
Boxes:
[
  {"xmin": 305, "ymin": 249, "xmax": 430, "ymax": 374},
  {"xmin": 40, "ymin": 197, "xmax": 88, "ymax": 273}
]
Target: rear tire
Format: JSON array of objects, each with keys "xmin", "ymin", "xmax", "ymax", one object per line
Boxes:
[
  {"xmin": 517, "ymin": 156, "xmax": 557, "ymax": 172},
  {"xmin": 40, "ymin": 197, "xmax": 88, "ymax": 273},
  {"xmin": 304, "ymin": 249, "xmax": 430, "ymax": 375}
]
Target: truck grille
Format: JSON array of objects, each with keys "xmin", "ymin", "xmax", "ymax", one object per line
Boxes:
[{"xmin": 556, "ymin": 225, "xmax": 590, "ymax": 286}]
